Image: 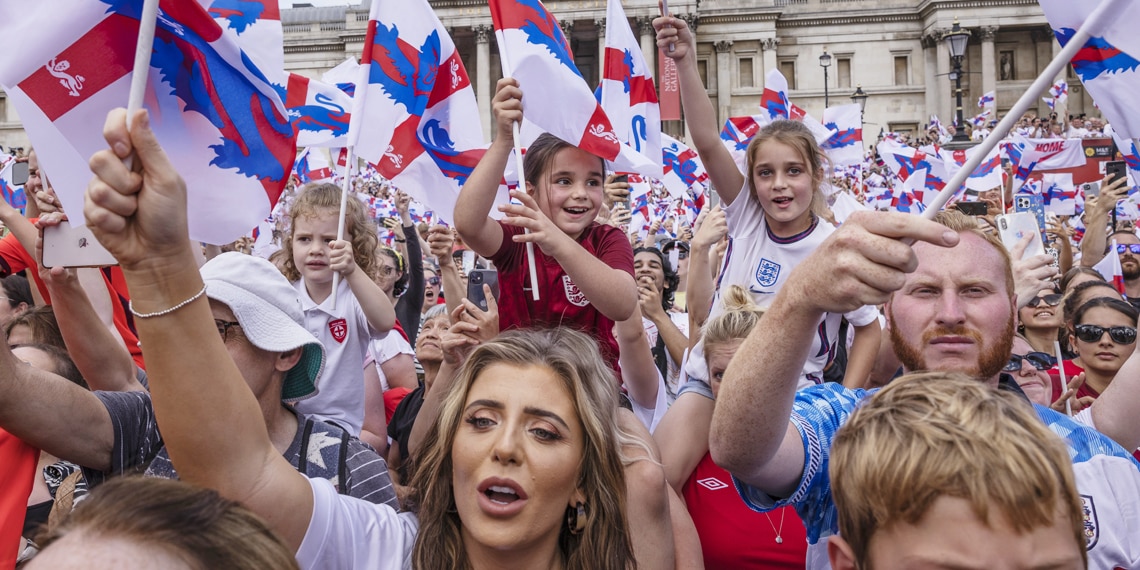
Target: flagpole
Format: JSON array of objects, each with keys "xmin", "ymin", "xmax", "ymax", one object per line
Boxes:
[
  {"xmin": 495, "ymin": 32, "xmax": 541, "ymax": 301},
  {"xmin": 922, "ymin": 0, "xmax": 1124, "ymax": 220},
  {"xmin": 331, "ymin": 148, "xmax": 354, "ymax": 311},
  {"xmin": 125, "ymin": 0, "xmax": 160, "ymax": 165}
]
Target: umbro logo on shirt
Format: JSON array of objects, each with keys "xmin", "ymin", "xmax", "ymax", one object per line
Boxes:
[{"xmin": 696, "ymin": 477, "xmax": 729, "ymax": 491}]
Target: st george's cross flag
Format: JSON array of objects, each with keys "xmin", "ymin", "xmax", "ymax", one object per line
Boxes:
[
  {"xmin": 821, "ymin": 104, "xmax": 864, "ymax": 167},
  {"xmin": 1039, "ymin": 0, "xmax": 1140, "ymax": 138},
  {"xmin": 349, "ymin": 0, "xmax": 489, "ymax": 223},
  {"xmin": 0, "ymin": 0, "xmax": 296, "ymax": 245},
  {"xmin": 489, "ymin": 0, "xmax": 666, "ymax": 192},
  {"xmin": 600, "ymin": 0, "xmax": 660, "ymax": 168},
  {"xmin": 283, "ymin": 73, "xmax": 353, "ymax": 148},
  {"xmin": 940, "ymin": 144, "xmax": 1004, "ymax": 192},
  {"xmin": 293, "ymin": 147, "xmax": 334, "ymax": 184},
  {"xmin": 977, "ymin": 90, "xmax": 996, "ymax": 109},
  {"xmin": 661, "ymin": 134, "xmax": 709, "ymax": 195}
]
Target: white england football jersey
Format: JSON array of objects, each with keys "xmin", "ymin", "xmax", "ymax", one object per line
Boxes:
[{"xmin": 691, "ymin": 189, "xmax": 878, "ymax": 385}]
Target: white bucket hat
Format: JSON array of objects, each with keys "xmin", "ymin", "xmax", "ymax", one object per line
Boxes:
[{"xmin": 200, "ymin": 252, "xmax": 324, "ymax": 403}]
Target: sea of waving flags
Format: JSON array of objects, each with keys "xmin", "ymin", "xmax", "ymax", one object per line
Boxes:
[{"xmin": 1, "ymin": 0, "xmax": 1140, "ymax": 246}]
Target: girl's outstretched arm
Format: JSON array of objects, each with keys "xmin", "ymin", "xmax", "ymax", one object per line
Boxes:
[
  {"xmin": 654, "ymin": 15, "xmax": 744, "ymax": 205},
  {"xmin": 454, "ymin": 78, "xmax": 523, "ymax": 258}
]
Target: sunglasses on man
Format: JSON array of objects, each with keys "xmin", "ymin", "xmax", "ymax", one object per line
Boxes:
[
  {"xmin": 1117, "ymin": 244, "xmax": 1140, "ymax": 255},
  {"xmin": 1002, "ymin": 352, "xmax": 1057, "ymax": 372},
  {"xmin": 1073, "ymin": 324, "xmax": 1138, "ymax": 345}
]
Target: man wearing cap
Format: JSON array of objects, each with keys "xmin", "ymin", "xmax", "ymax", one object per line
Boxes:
[{"xmin": 0, "ymin": 252, "xmax": 398, "ymax": 508}]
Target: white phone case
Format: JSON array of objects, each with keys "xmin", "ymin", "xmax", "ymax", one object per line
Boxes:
[
  {"xmin": 996, "ymin": 212, "xmax": 1045, "ymax": 260},
  {"xmin": 41, "ymin": 221, "xmax": 118, "ymax": 268}
]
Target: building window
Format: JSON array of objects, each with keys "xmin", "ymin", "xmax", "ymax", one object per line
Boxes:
[
  {"xmin": 739, "ymin": 57, "xmax": 754, "ymax": 88},
  {"xmin": 894, "ymin": 55, "xmax": 909, "ymax": 85},
  {"xmin": 889, "ymin": 122, "xmax": 919, "ymax": 137},
  {"xmin": 837, "ymin": 57, "xmax": 851, "ymax": 89},
  {"xmin": 780, "ymin": 60, "xmax": 797, "ymax": 89},
  {"xmin": 697, "ymin": 59, "xmax": 710, "ymax": 90}
]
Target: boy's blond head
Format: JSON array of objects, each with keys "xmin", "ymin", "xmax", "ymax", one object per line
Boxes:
[{"xmin": 830, "ymin": 372, "xmax": 1086, "ymax": 567}]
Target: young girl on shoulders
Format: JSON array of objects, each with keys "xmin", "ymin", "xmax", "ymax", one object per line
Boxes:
[
  {"xmin": 655, "ymin": 16, "xmax": 880, "ymax": 388},
  {"xmin": 279, "ymin": 183, "xmax": 396, "ymax": 436},
  {"xmin": 453, "ymin": 78, "xmax": 638, "ymax": 372}
]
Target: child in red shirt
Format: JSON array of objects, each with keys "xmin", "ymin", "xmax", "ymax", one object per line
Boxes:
[{"xmin": 454, "ymin": 79, "xmax": 637, "ymax": 370}]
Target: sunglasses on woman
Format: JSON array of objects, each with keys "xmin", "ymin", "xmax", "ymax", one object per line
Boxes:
[
  {"xmin": 1025, "ymin": 293, "xmax": 1062, "ymax": 308},
  {"xmin": 1073, "ymin": 324, "xmax": 1138, "ymax": 345},
  {"xmin": 1002, "ymin": 352, "xmax": 1057, "ymax": 372},
  {"xmin": 1117, "ymin": 244, "xmax": 1140, "ymax": 255},
  {"xmin": 427, "ymin": 276, "xmax": 441, "ymax": 287}
]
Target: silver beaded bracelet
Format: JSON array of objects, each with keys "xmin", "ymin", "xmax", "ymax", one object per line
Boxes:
[{"xmin": 128, "ymin": 284, "xmax": 207, "ymax": 319}]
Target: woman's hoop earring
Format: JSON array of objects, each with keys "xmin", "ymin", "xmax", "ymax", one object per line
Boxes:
[{"xmin": 566, "ymin": 501, "xmax": 587, "ymax": 535}]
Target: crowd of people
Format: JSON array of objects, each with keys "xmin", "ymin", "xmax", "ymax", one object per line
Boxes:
[{"xmin": 2, "ymin": 11, "xmax": 1140, "ymax": 570}]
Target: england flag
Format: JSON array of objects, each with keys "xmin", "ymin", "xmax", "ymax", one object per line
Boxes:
[
  {"xmin": 940, "ymin": 144, "xmax": 1004, "ymax": 192},
  {"xmin": 283, "ymin": 73, "xmax": 352, "ymax": 148},
  {"xmin": 489, "ymin": 0, "xmax": 662, "ymax": 189},
  {"xmin": 600, "ymin": 0, "xmax": 661, "ymax": 167},
  {"xmin": 349, "ymin": 0, "xmax": 489, "ymax": 223},
  {"xmin": 0, "ymin": 0, "xmax": 297, "ymax": 245},
  {"xmin": 821, "ymin": 104, "xmax": 864, "ymax": 167},
  {"xmin": 1040, "ymin": 0, "xmax": 1140, "ymax": 138}
]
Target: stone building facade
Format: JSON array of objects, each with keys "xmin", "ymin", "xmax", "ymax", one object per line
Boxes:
[{"xmin": 0, "ymin": 1, "xmax": 1088, "ymax": 153}]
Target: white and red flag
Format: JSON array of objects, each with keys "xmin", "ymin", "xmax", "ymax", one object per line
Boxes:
[
  {"xmin": 661, "ymin": 134, "xmax": 709, "ymax": 195},
  {"xmin": 600, "ymin": 0, "xmax": 661, "ymax": 168},
  {"xmin": 283, "ymin": 73, "xmax": 352, "ymax": 148},
  {"xmin": 1095, "ymin": 239, "xmax": 1127, "ymax": 294},
  {"xmin": 1040, "ymin": 0, "xmax": 1140, "ymax": 138},
  {"xmin": 821, "ymin": 103, "xmax": 864, "ymax": 167},
  {"xmin": 293, "ymin": 147, "xmax": 334, "ymax": 184},
  {"xmin": 940, "ymin": 144, "xmax": 1004, "ymax": 192},
  {"xmin": 0, "ymin": 0, "xmax": 296, "ymax": 245},
  {"xmin": 489, "ymin": 0, "xmax": 663, "ymax": 189},
  {"xmin": 349, "ymin": 0, "xmax": 489, "ymax": 223}
]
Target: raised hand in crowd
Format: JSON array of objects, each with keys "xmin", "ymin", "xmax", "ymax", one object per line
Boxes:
[
  {"xmin": 609, "ymin": 201, "xmax": 632, "ymax": 230},
  {"xmin": 1080, "ymin": 173, "xmax": 1130, "ymax": 269},
  {"xmin": 407, "ymin": 290, "xmax": 499, "ymax": 457},
  {"xmin": 1052, "ymin": 372, "xmax": 1095, "ymax": 415},
  {"xmin": 687, "ymin": 204, "xmax": 727, "ymax": 331},
  {"xmin": 603, "ymin": 173, "xmax": 631, "ymax": 209},
  {"xmin": 1009, "ymin": 233, "xmax": 1059, "ymax": 310},
  {"xmin": 427, "ymin": 224, "xmax": 463, "ymax": 318},
  {"xmin": 35, "ymin": 212, "xmax": 139, "ymax": 393}
]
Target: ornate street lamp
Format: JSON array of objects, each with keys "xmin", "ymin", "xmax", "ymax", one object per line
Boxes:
[
  {"xmin": 850, "ymin": 85, "xmax": 868, "ymax": 119},
  {"xmin": 819, "ymin": 48, "xmax": 832, "ymax": 108},
  {"xmin": 943, "ymin": 19, "xmax": 971, "ymax": 143}
]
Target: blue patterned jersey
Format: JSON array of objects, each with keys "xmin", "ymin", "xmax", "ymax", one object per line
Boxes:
[{"xmin": 731, "ymin": 382, "xmax": 1140, "ymax": 568}]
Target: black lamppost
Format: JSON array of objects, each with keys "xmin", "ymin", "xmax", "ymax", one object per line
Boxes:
[
  {"xmin": 943, "ymin": 19, "xmax": 971, "ymax": 143},
  {"xmin": 819, "ymin": 48, "xmax": 832, "ymax": 108},
  {"xmin": 850, "ymin": 85, "xmax": 868, "ymax": 120}
]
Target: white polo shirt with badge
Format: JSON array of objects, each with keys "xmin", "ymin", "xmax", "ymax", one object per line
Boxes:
[{"xmin": 293, "ymin": 278, "xmax": 377, "ymax": 435}]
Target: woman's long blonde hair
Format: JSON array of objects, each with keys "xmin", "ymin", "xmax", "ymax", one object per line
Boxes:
[{"xmin": 408, "ymin": 328, "xmax": 637, "ymax": 569}]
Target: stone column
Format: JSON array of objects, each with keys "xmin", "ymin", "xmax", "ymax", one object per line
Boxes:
[
  {"xmin": 595, "ymin": 18, "xmax": 607, "ymax": 82},
  {"xmin": 980, "ymin": 26, "xmax": 998, "ymax": 98},
  {"xmin": 935, "ymin": 30, "xmax": 952, "ymax": 125},
  {"xmin": 715, "ymin": 40, "xmax": 734, "ymax": 126},
  {"xmin": 475, "ymin": 25, "xmax": 492, "ymax": 141},
  {"xmin": 761, "ymin": 37, "xmax": 779, "ymax": 79},
  {"xmin": 922, "ymin": 32, "xmax": 939, "ymax": 125},
  {"xmin": 637, "ymin": 17, "xmax": 656, "ymax": 78}
]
